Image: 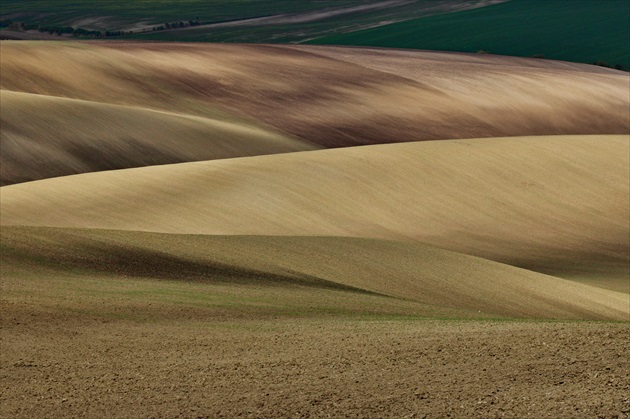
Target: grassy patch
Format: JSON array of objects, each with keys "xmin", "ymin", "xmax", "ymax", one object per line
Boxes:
[
  {"xmin": 1, "ymin": 266, "xmax": 481, "ymax": 323},
  {"xmin": 0, "ymin": 0, "xmax": 369, "ymax": 29},
  {"xmin": 3, "ymin": 1, "xmax": 627, "ymax": 68}
]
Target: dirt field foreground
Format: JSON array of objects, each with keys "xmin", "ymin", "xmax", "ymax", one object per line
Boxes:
[
  {"xmin": 1, "ymin": 314, "xmax": 629, "ymax": 418},
  {"xmin": 1, "ymin": 225, "xmax": 629, "ymax": 417}
]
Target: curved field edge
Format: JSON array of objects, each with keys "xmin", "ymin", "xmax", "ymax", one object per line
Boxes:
[
  {"xmin": 0, "ymin": 90, "xmax": 317, "ymax": 185},
  {"xmin": 2, "ymin": 135, "xmax": 627, "ymax": 290},
  {"xmin": 1, "ymin": 226, "xmax": 627, "ymax": 321}
]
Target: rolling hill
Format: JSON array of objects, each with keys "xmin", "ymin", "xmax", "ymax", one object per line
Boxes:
[
  {"xmin": 0, "ymin": 1, "xmax": 505, "ymax": 43},
  {"xmin": 2, "ymin": 226, "xmax": 627, "ymax": 320},
  {"xmin": 2, "ymin": 135, "xmax": 627, "ymax": 291},
  {"xmin": 1, "ymin": 41, "xmax": 628, "ymax": 187},
  {"xmin": 1, "ymin": 41, "xmax": 627, "ymax": 159},
  {"xmin": 1, "ymin": 6, "xmax": 630, "ymax": 416},
  {"xmin": 0, "ymin": 0, "xmax": 402, "ymax": 31},
  {"xmin": 0, "ymin": 90, "xmax": 316, "ymax": 184},
  {"xmin": 1, "ymin": 35, "xmax": 628, "ymax": 419},
  {"xmin": 3, "ymin": 0, "xmax": 627, "ymax": 69}
]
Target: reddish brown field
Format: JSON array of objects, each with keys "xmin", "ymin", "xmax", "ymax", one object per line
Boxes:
[{"xmin": 1, "ymin": 41, "xmax": 628, "ymax": 184}]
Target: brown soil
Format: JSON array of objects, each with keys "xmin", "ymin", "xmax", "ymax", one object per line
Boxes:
[
  {"xmin": 1, "ymin": 311, "xmax": 628, "ymax": 418},
  {"xmin": 2, "ymin": 227, "xmax": 627, "ymax": 417},
  {"xmin": 1, "ymin": 41, "xmax": 627, "ymax": 185},
  {"xmin": 0, "ymin": 90, "xmax": 315, "ymax": 185},
  {"xmin": 1, "ymin": 41, "xmax": 627, "ymax": 151}
]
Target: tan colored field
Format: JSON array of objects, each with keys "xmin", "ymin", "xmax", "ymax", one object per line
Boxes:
[
  {"xmin": 3, "ymin": 135, "xmax": 628, "ymax": 291},
  {"xmin": 0, "ymin": 90, "xmax": 316, "ymax": 184},
  {"xmin": 1, "ymin": 41, "xmax": 629, "ymax": 418}
]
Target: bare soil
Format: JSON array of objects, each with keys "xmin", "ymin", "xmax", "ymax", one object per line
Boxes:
[
  {"xmin": 2, "ymin": 227, "xmax": 627, "ymax": 417},
  {"xmin": 1, "ymin": 309, "xmax": 628, "ymax": 418}
]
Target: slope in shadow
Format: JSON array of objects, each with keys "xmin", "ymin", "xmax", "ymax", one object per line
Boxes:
[
  {"xmin": 1, "ymin": 227, "xmax": 627, "ymax": 320},
  {"xmin": 3, "ymin": 135, "xmax": 626, "ymax": 291},
  {"xmin": 0, "ymin": 90, "xmax": 316, "ymax": 185},
  {"xmin": 0, "ymin": 231, "xmax": 376, "ymax": 295}
]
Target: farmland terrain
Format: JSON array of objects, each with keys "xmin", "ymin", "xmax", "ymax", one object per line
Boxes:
[
  {"xmin": 2, "ymin": 301, "xmax": 629, "ymax": 418},
  {"xmin": 1, "ymin": 41, "xmax": 628, "ymax": 184},
  {"xmin": 0, "ymin": 1, "xmax": 504, "ymax": 42},
  {"xmin": 0, "ymin": 90, "xmax": 315, "ymax": 185},
  {"xmin": 1, "ymin": 40, "xmax": 629, "ymax": 418},
  {"xmin": 2, "ymin": 226, "xmax": 627, "ymax": 320},
  {"xmin": 2, "ymin": 135, "xmax": 628, "ymax": 292},
  {"xmin": 1, "ymin": 0, "xmax": 627, "ymax": 68},
  {"xmin": 313, "ymin": 0, "xmax": 630, "ymax": 68},
  {"xmin": 0, "ymin": 0, "xmax": 430, "ymax": 30}
]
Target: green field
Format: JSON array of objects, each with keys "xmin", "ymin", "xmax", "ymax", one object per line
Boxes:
[
  {"xmin": 1, "ymin": 0, "xmax": 467, "ymax": 42},
  {"xmin": 4, "ymin": 0, "xmax": 627, "ymax": 68},
  {"xmin": 0, "ymin": 0, "xmax": 365, "ymax": 26},
  {"xmin": 311, "ymin": 0, "xmax": 630, "ymax": 68},
  {"xmin": 119, "ymin": 1, "xmax": 465, "ymax": 43}
]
